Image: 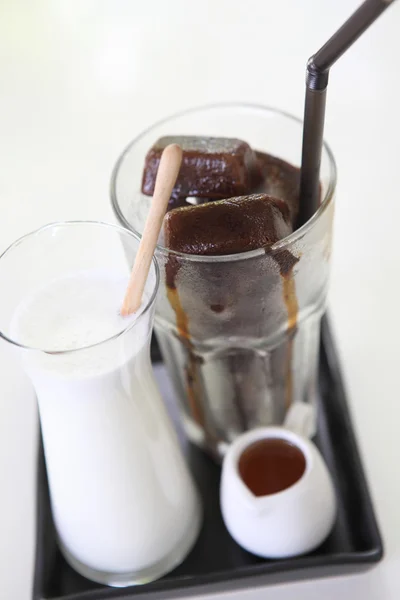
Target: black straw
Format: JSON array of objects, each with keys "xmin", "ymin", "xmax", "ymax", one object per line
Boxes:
[{"xmin": 298, "ymin": 0, "xmax": 396, "ymax": 227}]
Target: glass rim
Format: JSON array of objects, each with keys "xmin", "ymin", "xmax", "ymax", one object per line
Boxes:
[
  {"xmin": 0, "ymin": 220, "xmax": 160, "ymax": 355},
  {"xmin": 110, "ymin": 102, "xmax": 337, "ymax": 264}
]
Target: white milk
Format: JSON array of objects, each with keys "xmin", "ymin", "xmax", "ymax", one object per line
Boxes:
[{"xmin": 11, "ymin": 270, "xmax": 200, "ymax": 579}]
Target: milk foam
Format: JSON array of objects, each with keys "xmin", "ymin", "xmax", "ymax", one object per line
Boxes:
[{"xmin": 11, "ymin": 269, "xmax": 140, "ymax": 351}]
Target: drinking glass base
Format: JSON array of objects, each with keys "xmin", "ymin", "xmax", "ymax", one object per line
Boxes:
[{"xmin": 57, "ymin": 502, "xmax": 202, "ymax": 587}]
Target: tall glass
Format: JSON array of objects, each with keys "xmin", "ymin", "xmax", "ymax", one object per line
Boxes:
[
  {"xmin": 111, "ymin": 104, "xmax": 337, "ymax": 460},
  {"xmin": 0, "ymin": 222, "xmax": 201, "ymax": 586}
]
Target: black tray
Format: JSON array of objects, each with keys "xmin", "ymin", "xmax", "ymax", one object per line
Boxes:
[{"xmin": 33, "ymin": 317, "xmax": 383, "ymax": 600}]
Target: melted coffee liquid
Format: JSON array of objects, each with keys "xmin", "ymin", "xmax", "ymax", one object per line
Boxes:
[
  {"xmin": 166, "ymin": 286, "xmax": 205, "ymax": 427},
  {"xmin": 281, "ymin": 272, "xmax": 298, "ymax": 410},
  {"xmin": 164, "ymin": 150, "xmax": 301, "ymax": 434},
  {"xmin": 239, "ymin": 438, "xmax": 306, "ymax": 496}
]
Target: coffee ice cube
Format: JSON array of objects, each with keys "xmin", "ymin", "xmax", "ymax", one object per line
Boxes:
[
  {"xmin": 254, "ymin": 152, "xmax": 300, "ymax": 224},
  {"xmin": 142, "ymin": 136, "xmax": 258, "ymax": 200},
  {"xmin": 164, "ymin": 193, "xmax": 292, "ymax": 256}
]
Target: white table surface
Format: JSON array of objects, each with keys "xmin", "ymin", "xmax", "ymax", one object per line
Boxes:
[{"xmin": 1, "ymin": 1, "xmax": 399, "ymax": 599}]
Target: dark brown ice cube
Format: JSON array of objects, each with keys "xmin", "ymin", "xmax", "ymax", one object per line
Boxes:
[
  {"xmin": 164, "ymin": 193, "xmax": 292, "ymax": 256},
  {"xmin": 142, "ymin": 135, "xmax": 258, "ymax": 200},
  {"xmin": 254, "ymin": 151, "xmax": 300, "ymax": 224}
]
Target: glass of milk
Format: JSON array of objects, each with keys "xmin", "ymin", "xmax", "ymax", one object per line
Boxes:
[{"xmin": 0, "ymin": 221, "xmax": 202, "ymax": 587}]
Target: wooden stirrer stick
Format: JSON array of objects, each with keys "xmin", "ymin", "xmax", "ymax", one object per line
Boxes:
[{"xmin": 121, "ymin": 143, "xmax": 182, "ymax": 316}]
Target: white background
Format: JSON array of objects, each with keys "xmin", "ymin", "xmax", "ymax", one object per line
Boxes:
[{"xmin": 0, "ymin": 1, "xmax": 400, "ymax": 599}]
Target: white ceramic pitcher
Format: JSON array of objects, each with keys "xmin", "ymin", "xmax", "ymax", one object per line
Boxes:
[{"xmin": 220, "ymin": 404, "xmax": 336, "ymax": 559}]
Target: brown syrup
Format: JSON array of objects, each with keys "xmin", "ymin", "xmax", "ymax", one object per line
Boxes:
[{"xmin": 239, "ymin": 437, "xmax": 306, "ymax": 496}]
